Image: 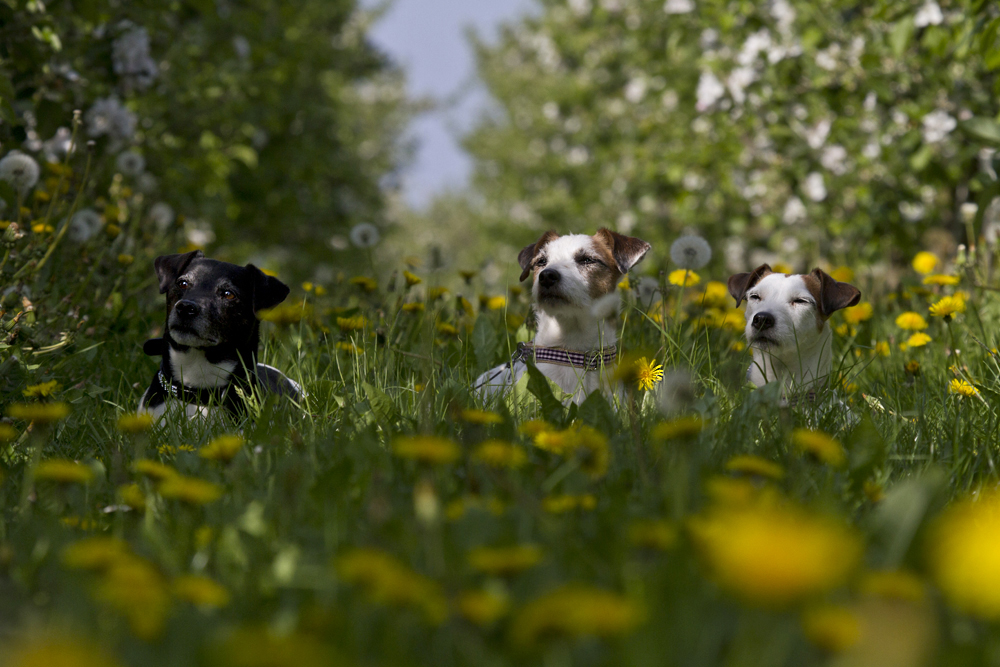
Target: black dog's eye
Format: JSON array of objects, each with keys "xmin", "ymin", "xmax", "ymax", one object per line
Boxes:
[
  {"xmin": 221, "ymin": 289, "xmax": 236, "ymax": 301},
  {"xmin": 177, "ymin": 279, "xmax": 190, "ymax": 289}
]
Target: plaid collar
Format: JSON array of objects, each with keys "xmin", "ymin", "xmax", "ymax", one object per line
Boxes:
[{"xmin": 512, "ymin": 341, "xmax": 617, "ymax": 371}]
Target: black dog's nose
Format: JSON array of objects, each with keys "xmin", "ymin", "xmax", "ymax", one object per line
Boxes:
[
  {"xmin": 538, "ymin": 268, "xmax": 560, "ymax": 288},
  {"xmin": 752, "ymin": 312, "xmax": 775, "ymax": 331},
  {"xmin": 174, "ymin": 300, "xmax": 200, "ymax": 319}
]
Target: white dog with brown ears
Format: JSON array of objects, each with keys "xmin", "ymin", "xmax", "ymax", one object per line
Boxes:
[
  {"xmin": 728, "ymin": 264, "xmax": 860, "ymax": 396},
  {"xmin": 475, "ymin": 228, "xmax": 651, "ymax": 404}
]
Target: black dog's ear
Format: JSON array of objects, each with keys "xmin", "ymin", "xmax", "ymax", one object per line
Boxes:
[
  {"xmin": 154, "ymin": 250, "xmax": 204, "ymax": 294},
  {"xmin": 518, "ymin": 230, "xmax": 560, "ymax": 282},
  {"xmin": 728, "ymin": 264, "xmax": 773, "ymax": 305},
  {"xmin": 248, "ymin": 264, "xmax": 290, "ymax": 312},
  {"xmin": 595, "ymin": 228, "xmax": 651, "ymax": 274},
  {"xmin": 808, "ymin": 268, "xmax": 861, "ymax": 318}
]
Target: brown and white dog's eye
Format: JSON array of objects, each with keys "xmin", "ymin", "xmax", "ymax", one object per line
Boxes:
[
  {"xmin": 222, "ymin": 289, "xmax": 237, "ymax": 301},
  {"xmin": 536, "ymin": 257, "xmax": 548, "ymax": 268},
  {"xmin": 577, "ymin": 256, "xmax": 597, "ymax": 265},
  {"xmin": 792, "ymin": 298, "xmax": 811, "ymax": 305}
]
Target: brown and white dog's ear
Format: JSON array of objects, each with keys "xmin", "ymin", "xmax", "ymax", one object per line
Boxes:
[
  {"xmin": 247, "ymin": 264, "xmax": 291, "ymax": 313},
  {"xmin": 595, "ymin": 228, "xmax": 652, "ymax": 274},
  {"xmin": 518, "ymin": 230, "xmax": 560, "ymax": 281},
  {"xmin": 727, "ymin": 264, "xmax": 773, "ymax": 305},
  {"xmin": 807, "ymin": 268, "xmax": 861, "ymax": 318},
  {"xmin": 153, "ymin": 250, "xmax": 204, "ymax": 294}
]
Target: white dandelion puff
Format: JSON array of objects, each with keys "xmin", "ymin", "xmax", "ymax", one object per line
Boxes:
[
  {"xmin": 658, "ymin": 368, "xmax": 696, "ymax": 416},
  {"xmin": 914, "ymin": 0, "xmax": 943, "ymax": 27},
  {"xmin": 921, "ymin": 109, "xmax": 956, "ymax": 144},
  {"xmin": 670, "ymin": 235, "xmax": 712, "ymax": 269},
  {"xmin": 783, "ymin": 196, "xmax": 807, "ymax": 225},
  {"xmin": 663, "ymin": 0, "xmax": 693, "ymax": 13},
  {"xmin": 803, "ymin": 172, "xmax": 827, "ymax": 202},
  {"xmin": 136, "ymin": 173, "xmax": 158, "ymax": 194},
  {"xmin": 0, "ymin": 151, "xmax": 40, "ymax": 195},
  {"xmin": 590, "ymin": 292, "xmax": 621, "ymax": 320},
  {"xmin": 115, "ymin": 150, "xmax": 145, "ymax": 177},
  {"xmin": 112, "ymin": 27, "xmax": 159, "ymax": 90},
  {"xmin": 148, "ymin": 202, "xmax": 175, "ymax": 232},
  {"xmin": 349, "ymin": 223, "xmax": 380, "ymax": 248},
  {"xmin": 85, "ymin": 97, "xmax": 136, "ymax": 150},
  {"xmin": 67, "ymin": 208, "xmax": 103, "ymax": 243},
  {"xmin": 695, "ymin": 71, "xmax": 725, "ymax": 112},
  {"xmin": 636, "ymin": 277, "xmax": 661, "ymax": 308},
  {"xmin": 41, "ymin": 127, "xmax": 74, "ymax": 163}
]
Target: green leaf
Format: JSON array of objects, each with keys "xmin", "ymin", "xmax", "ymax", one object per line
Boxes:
[
  {"xmin": 525, "ymin": 362, "xmax": 564, "ymax": 424},
  {"xmin": 362, "ymin": 382, "xmax": 396, "ymax": 424},
  {"xmin": 471, "ymin": 315, "xmax": 499, "ymax": 370},
  {"xmin": 889, "ymin": 16, "xmax": 915, "ymax": 57},
  {"xmin": 960, "ymin": 117, "xmax": 1000, "ymax": 147}
]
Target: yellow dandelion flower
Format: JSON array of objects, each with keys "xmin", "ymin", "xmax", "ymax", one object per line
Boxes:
[
  {"xmin": 118, "ymin": 483, "xmax": 146, "ymax": 512},
  {"xmin": 336, "ymin": 548, "xmax": 448, "ymax": 624},
  {"xmin": 117, "ymin": 413, "xmax": 154, "ymax": 433},
  {"xmin": 949, "ymin": 378, "xmax": 978, "ymax": 398},
  {"xmin": 905, "ymin": 332, "xmax": 932, "ymax": 348},
  {"xmin": 158, "ymin": 476, "xmax": 223, "ymax": 505},
  {"xmin": 133, "ymin": 459, "xmax": 178, "ymax": 481},
  {"xmin": 314, "ymin": 285, "xmax": 327, "ymax": 296},
  {"xmin": 428, "ymin": 286, "xmax": 449, "ymax": 299},
  {"xmin": 209, "ymin": 628, "xmax": 331, "ymax": 667},
  {"xmin": 403, "ymin": 270, "xmax": 422, "ymax": 287},
  {"xmin": 689, "ymin": 501, "xmax": 862, "ymax": 606},
  {"xmin": 258, "ymin": 301, "xmax": 310, "ymax": 325},
  {"xmin": 349, "ymin": 276, "xmax": 377, "ymax": 292},
  {"xmin": 668, "ymin": 269, "xmax": 701, "ymax": 287},
  {"xmin": 617, "ymin": 274, "xmax": 631, "ymax": 290},
  {"xmin": 459, "ymin": 269, "xmax": 479, "ymax": 282},
  {"xmin": 335, "ymin": 342, "xmax": 361, "ymax": 354},
  {"xmin": 772, "ymin": 262, "xmax": 794, "ymax": 274},
  {"xmin": 444, "ymin": 495, "xmax": 505, "ymax": 521},
  {"xmin": 652, "ymin": 416, "xmax": 705, "ymax": 441},
  {"xmin": 62, "ymin": 536, "xmax": 131, "ymax": 570},
  {"xmin": 199, "ymin": 434, "xmax": 245, "ymax": 462},
  {"xmin": 863, "ymin": 480, "xmax": 885, "ymax": 503},
  {"xmin": 31, "ymin": 222, "xmax": 54, "ymax": 234},
  {"xmin": 634, "ymin": 357, "xmax": 664, "ymax": 391},
  {"xmin": 35, "ymin": 459, "xmax": 93, "ymax": 484},
  {"xmin": 94, "ymin": 556, "xmax": 171, "ymax": 640},
  {"xmin": 912, "ymin": 251, "xmax": 939, "ymax": 275},
  {"xmin": 627, "ymin": 520, "xmax": 678, "ymax": 551},
  {"xmin": 392, "ymin": 435, "xmax": 461, "ymax": 464},
  {"xmin": 7, "ymin": 636, "xmax": 122, "ymax": 667},
  {"xmin": 468, "ymin": 544, "xmax": 543, "ymax": 575},
  {"xmin": 472, "ymin": 440, "xmax": 528, "ymax": 468},
  {"xmin": 696, "ymin": 281, "xmax": 731, "ymax": 309},
  {"xmin": 518, "ymin": 419, "xmax": 553, "ymax": 437},
  {"xmin": 895, "ymin": 312, "xmax": 928, "ymax": 330},
  {"xmin": 801, "ymin": 604, "xmax": 862, "ymax": 653},
  {"xmin": 0, "ymin": 423, "xmax": 19, "ymax": 442},
  {"xmin": 874, "ymin": 341, "xmax": 890, "ymax": 357},
  {"xmin": 401, "ymin": 302, "xmax": 425, "ymax": 313},
  {"xmin": 6, "ymin": 402, "xmax": 70, "ymax": 424},
  {"xmin": 456, "ymin": 589, "xmax": 510, "ymax": 626},
  {"xmin": 510, "ymin": 585, "xmax": 644, "ymax": 647},
  {"xmin": 435, "ymin": 321, "xmax": 459, "ymax": 336},
  {"xmin": 922, "ymin": 273, "xmax": 960, "ymax": 286},
  {"xmin": 842, "ymin": 302, "xmax": 873, "ymax": 325},
  {"xmin": 904, "ymin": 360, "xmax": 921, "ymax": 375},
  {"xmin": 458, "ymin": 408, "xmax": 503, "ymax": 424},
  {"xmin": 724, "ymin": 455, "xmax": 785, "ymax": 481},
  {"xmin": 105, "ymin": 223, "xmax": 121, "ymax": 238},
  {"xmin": 336, "ymin": 315, "xmax": 368, "ymax": 332},
  {"xmin": 929, "ymin": 295, "xmax": 966, "ymax": 318},
  {"xmin": 530, "ymin": 424, "xmax": 608, "ymax": 477},
  {"xmin": 542, "ymin": 494, "xmax": 597, "ymax": 513},
  {"xmin": 829, "ymin": 266, "xmax": 854, "ymax": 283},
  {"xmin": 532, "ymin": 429, "xmax": 575, "ymax": 455},
  {"xmin": 173, "ymin": 574, "xmax": 230, "ymax": 609},
  {"xmin": 791, "ymin": 429, "xmax": 846, "ymax": 467},
  {"xmin": 117, "ymin": 254, "xmax": 134, "ymax": 265},
  {"xmin": 857, "ymin": 569, "xmax": 925, "ymax": 602},
  {"xmin": 22, "ymin": 380, "xmax": 60, "ymax": 398},
  {"xmin": 484, "ymin": 295, "xmax": 507, "ymax": 310},
  {"xmin": 927, "ymin": 489, "xmax": 1000, "ymax": 619}
]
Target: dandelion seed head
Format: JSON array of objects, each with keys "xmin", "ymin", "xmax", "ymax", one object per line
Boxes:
[
  {"xmin": 0, "ymin": 151, "xmax": 40, "ymax": 195},
  {"xmin": 115, "ymin": 150, "xmax": 145, "ymax": 178},
  {"xmin": 148, "ymin": 202, "xmax": 175, "ymax": 232},
  {"xmin": 670, "ymin": 234, "xmax": 712, "ymax": 269},
  {"xmin": 67, "ymin": 208, "xmax": 103, "ymax": 243},
  {"xmin": 349, "ymin": 222, "xmax": 380, "ymax": 248}
]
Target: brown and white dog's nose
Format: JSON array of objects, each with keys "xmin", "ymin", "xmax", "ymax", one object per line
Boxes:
[
  {"xmin": 752, "ymin": 312, "xmax": 775, "ymax": 331},
  {"xmin": 174, "ymin": 300, "xmax": 200, "ymax": 319},
  {"xmin": 538, "ymin": 268, "xmax": 560, "ymax": 288}
]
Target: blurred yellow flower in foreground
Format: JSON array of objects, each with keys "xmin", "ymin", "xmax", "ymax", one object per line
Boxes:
[
  {"xmin": 801, "ymin": 604, "xmax": 862, "ymax": 653},
  {"xmin": 173, "ymin": 574, "xmax": 231, "ymax": 609},
  {"xmin": 724, "ymin": 455, "xmax": 785, "ymax": 481},
  {"xmin": 510, "ymin": 585, "xmax": 644, "ymax": 647},
  {"xmin": 118, "ymin": 483, "xmax": 146, "ymax": 512},
  {"xmin": 94, "ymin": 556, "xmax": 171, "ymax": 640},
  {"xmin": 403, "ymin": 270, "xmax": 422, "ymax": 286},
  {"xmin": 842, "ymin": 302, "xmax": 873, "ymax": 325},
  {"xmin": 923, "ymin": 273, "xmax": 960, "ymax": 286},
  {"xmin": 22, "ymin": 380, "xmax": 60, "ymax": 398},
  {"xmin": 335, "ymin": 342, "xmax": 361, "ymax": 354},
  {"xmin": 336, "ymin": 315, "xmax": 367, "ymax": 332},
  {"xmin": 349, "ymin": 276, "xmax": 377, "ymax": 292},
  {"xmin": 874, "ymin": 341, "xmax": 891, "ymax": 357},
  {"xmin": 927, "ymin": 489, "xmax": 1000, "ymax": 619},
  {"xmin": 829, "ymin": 266, "xmax": 854, "ymax": 283},
  {"xmin": 401, "ymin": 302, "xmax": 425, "ymax": 313},
  {"xmin": 895, "ymin": 312, "xmax": 928, "ymax": 330},
  {"xmin": 518, "ymin": 419, "xmax": 553, "ymax": 437},
  {"xmin": 532, "ymin": 423, "xmax": 608, "ymax": 477},
  {"xmin": 435, "ymin": 321, "xmax": 459, "ymax": 336},
  {"xmin": 857, "ymin": 569, "xmax": 925, "ymax": 602},
  {"xmin": 211, "ymin": 628, "xmax": 331, "ymax": 667},
  {"xmin": 199, "ymin": 434, "xmax": 245, "ymax": 462},
  {"xmin": 912, "ymin": 251, "xmax": 939, "ymax": 275},
  {"xmin": 337, "ymin": 548, "xmax": 448, "ymax": 623},
  {"xmin": 117, "ymin": 413, "xmax": 154, "ymax": 433},
  {"xmin": 628, "ymin": 519, "xmax": 678, "ymax": 551},
  {"xmin": 0, "ymin": 423, "xmax": 17, "ymax": 442},
  {"xmin": 457, "ymin": 589, "xmax": 510, "ymax": 626},
  {"xmin": 35, "ymin": 459, "xmax": 93, "ymax": 484},
  {"xmin": 484, "ymin": 295, "xmax": 507, "ymax": 310},
  {"xmin": 392, "ymin": 435, "xmax": 461, "ymax": 464},
  {"xmin": 791, "ymin": 429, "xmax": 846, "ymax": 467},
  {"xmin": 948, "ymin": 379, "xmax": 978, "ymax": 398},
  {"xmin": 696, "ymin": 281, "xmax": 731, "ymax": 309},
  {"xmin": 668, "ymin": 269, "xmax": 700, "ymax": 287},
  {"xmin": 7, "ymin": 635, "xmax": 121, "ymax": 667},
  {"xmin": 458, "ymin": 408, "xmax": 503, "ymax": 424},
  {"xmin": 62, "ymin": 536, "xmax": 131, "ymax": 570},
  {"xmin": 929, "ymin": 294, "xmax": 966, "ymax": 318},
  {"xmin": 133, "ymin": 459, "xmax": 178, "ymax": 481},
  {"xmin": 652, "ymin": 416, "xmax": 704, "ymax": 441},
  {"xmin": 472, "ymin": 440, "xmax": 528, "ymax": 468},
  {"xmin": 905, "ymin": 332, "xmax": 932, "ymax": 348},
  {"xmin": 259, "ymin": 301, "xmax": 310, "ymax": 325},
  {"xmin": 468, "ymin": 544, "xmax": 543, "ymax": 575},
  {"xmin": 689, "ymin": 500, "xmax": 862, "ymax": 606},
  {"xmin": 6, "ymin": 402, "xmax": 70, "ymax": 424},
  {"xmin": 158, "ymin": 476, "xmax": 223, "ymax": 505},
  {"xmin": 542, "ymin": 494, "xmax": 596, "ymax": 513}
]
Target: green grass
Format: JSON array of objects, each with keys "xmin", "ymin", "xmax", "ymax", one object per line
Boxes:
[{"xmin": 1, "ymin": 263, "xmax": 999, "ymax": 666}]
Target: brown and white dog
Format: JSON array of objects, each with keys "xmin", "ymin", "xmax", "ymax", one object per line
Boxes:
[
  {"xmin": 728, "ymin": 265, "xmax": 860, "ymax": 395},
  {"xmin": 475, "ymin": 229, "xmax": 650, "ymax": 404}
]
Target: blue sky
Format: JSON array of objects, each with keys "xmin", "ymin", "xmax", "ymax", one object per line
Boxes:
[{"xmin": 366, "ymin": 0, "xmax": 533, "ymax": 209}]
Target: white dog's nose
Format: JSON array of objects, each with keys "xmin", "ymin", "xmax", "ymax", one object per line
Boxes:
[{"xmin": 752, "ymin": 312, "xmax": 775, "ymax": 331}]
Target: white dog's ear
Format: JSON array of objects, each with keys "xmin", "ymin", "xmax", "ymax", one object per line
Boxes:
[
  {"xmin": 518, "ymin": 230, "xmax": 560, "ymax": 281},
  {"xmin": 595, "ymin": 228, "xmax": 651, "ymax": 274},
  {"xmin": 808, "ymin": 268, "xmax": 861, "ymax": 317},
  {"xmin": 154, "ymin": 250, "xmax": 204, "ymax": 294},
  {"xmin": 727, "ymin": 264, "xmax": 772, "ymax": 305}
]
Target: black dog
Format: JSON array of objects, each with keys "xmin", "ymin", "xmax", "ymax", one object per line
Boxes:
[{"xmin": 138, "ymin": 250, "xmax": 301, "ymax": 419}]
